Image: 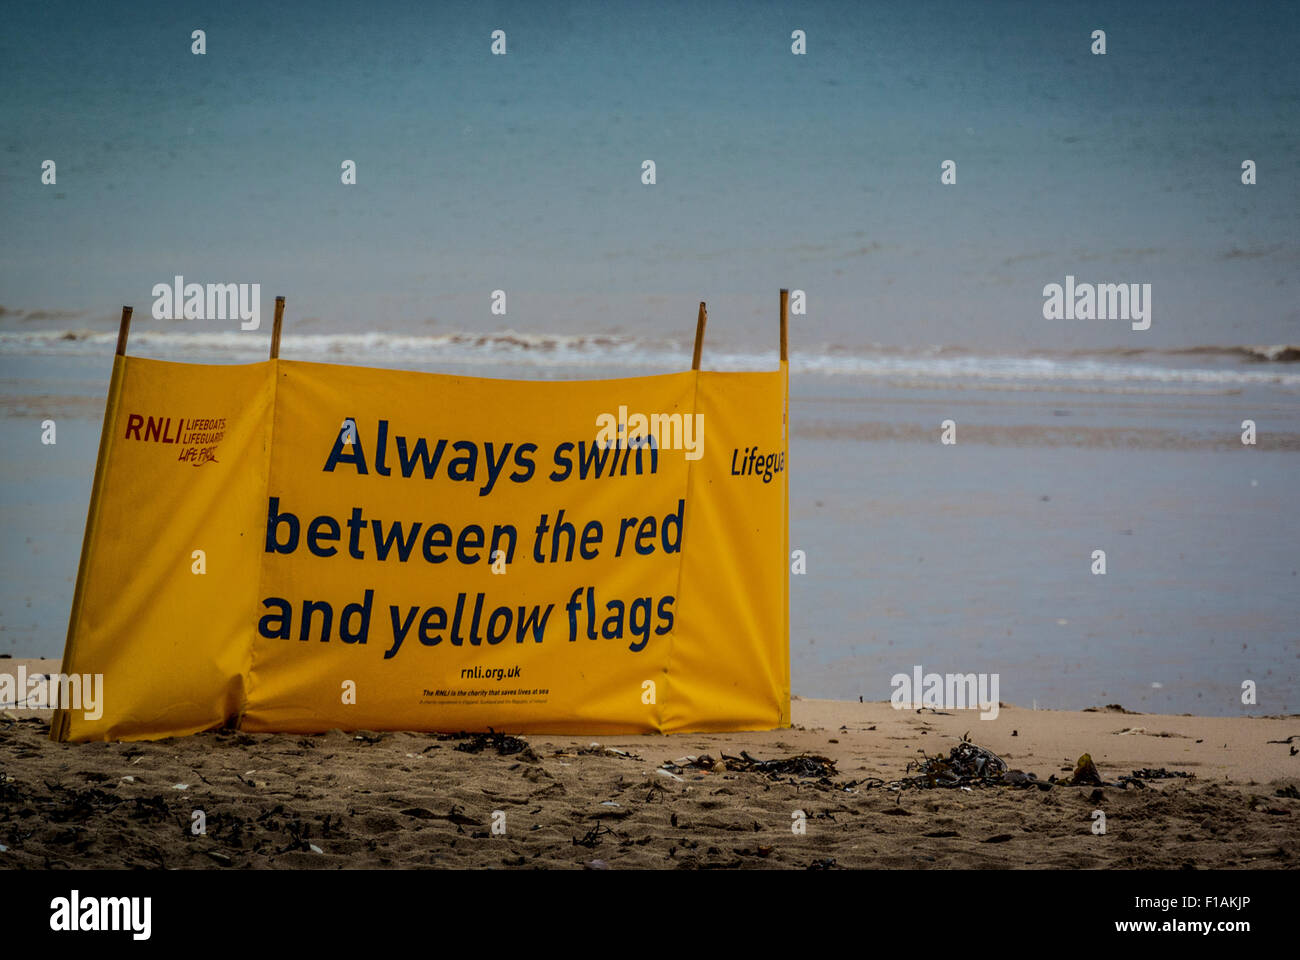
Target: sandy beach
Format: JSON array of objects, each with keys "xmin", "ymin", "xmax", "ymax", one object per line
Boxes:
[{"xmin": 3, "ymin": 659, "xmax": 1295, "ymax": 870}]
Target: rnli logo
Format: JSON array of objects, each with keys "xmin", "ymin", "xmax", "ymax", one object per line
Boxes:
[{"xmin": 123, "ymin": 413, "xmax": 227, "ymax": 466}]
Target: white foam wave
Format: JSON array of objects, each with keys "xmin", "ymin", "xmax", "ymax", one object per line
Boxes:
[{"xmin": 2, "ymin": 330, "xmax": 1298, "ymax": 388}]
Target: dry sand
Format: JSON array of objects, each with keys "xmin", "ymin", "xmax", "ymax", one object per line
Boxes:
[{"xmin": 2, "ymin": 660, "xmax": 1296, "ymax": 869}]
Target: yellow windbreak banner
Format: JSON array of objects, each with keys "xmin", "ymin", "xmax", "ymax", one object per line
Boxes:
[
  {"xmin": 54, "ymin": 356, "xmax": 788, "ymax": 741},
  {"xmin": 53, "ymin": 355, "xmax": 275, "ymax": 741}
]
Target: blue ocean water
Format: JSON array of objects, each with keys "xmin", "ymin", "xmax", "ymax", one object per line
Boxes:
[{"xmin": 2, "ymin": 0, "xmax": 1297, "ymax": 352}]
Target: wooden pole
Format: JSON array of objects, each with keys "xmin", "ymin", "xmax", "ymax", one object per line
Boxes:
[
  {"xmin": 779, "ymin": 288, "xmax": 788, "ymax": 362},
  {"xmin": 270, "ymin": 296, "xmax": 285, "ymax": 359},
  {"xmin": 691, "ymin": 301, "xmax": 707, "ymax": 371},
  {"xmin": 114, "ymin": 306, "xmax": 133, "ymax": 356}
]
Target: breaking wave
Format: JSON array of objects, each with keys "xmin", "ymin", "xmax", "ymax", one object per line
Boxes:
[{"xmin": 1, "ymin": 329, "xmax": 1298, "ymax": 388}]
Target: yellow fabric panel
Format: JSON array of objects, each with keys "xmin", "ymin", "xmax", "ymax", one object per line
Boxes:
[
  {"xmin": 661, "ymin": 366, "xmax": 790, "ymax": 732},
  {"xmin": 54, "ymin": 356, "xmax": 275, "ymax": 741},
  {"xmin": 243, "ymin": 361, "xmax": 694, "ymax": 734}
]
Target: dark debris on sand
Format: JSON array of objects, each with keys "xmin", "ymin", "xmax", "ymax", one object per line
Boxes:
[
  {"xmin": 852, "ymin": 737, "xmax": 1196, "ymax": 793},
  {"xmin": 437, "ymin": 729, "xmax": 536, "ymax": 759},
  {"xmin": 661, "ymin": 751, "xmax": 839, "ymax": 784},
  {"xmin": 887, "ymin": 736, "xmax": 1011, "ymax": 790}
]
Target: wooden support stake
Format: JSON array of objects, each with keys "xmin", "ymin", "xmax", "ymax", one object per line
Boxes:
[
  {"xmin": 779, "ymin": 288, "xmax": 789, "ymax": 362},
  {"xmin": 691, "ymin": 301, "xmax": 707, "ymax": 370},
  {"xmin": 270, "ymin": 296, "xmax": 285, "ymax": 359},
  {"xmin": 114, "ymin": 306, "xmax": 133, "ymax": 356}
]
